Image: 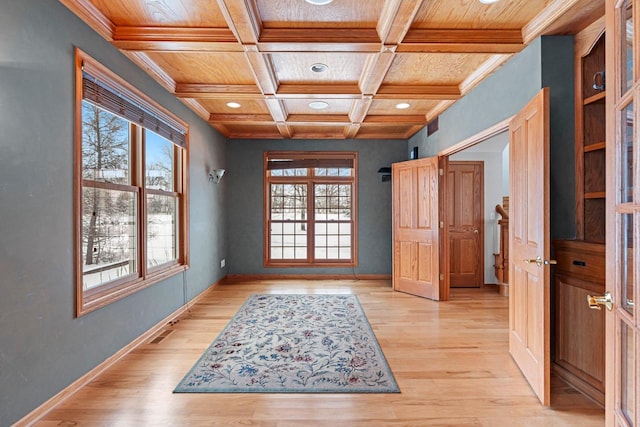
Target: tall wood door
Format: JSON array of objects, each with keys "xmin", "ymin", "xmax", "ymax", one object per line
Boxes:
[
  {"xmin": 447, "ymin": 161, "xmax": 484, "ymax": 288},
  {"xmin": 392, "ymin": 157, "xmax": 440, "ymax": 300},
  {"xmin": 509, "ymin": 88, "xmax": 551, "ymax": 406},
  {"xmin": 606, "ymin": 0, "xmax": 639, "ymax": 424}
]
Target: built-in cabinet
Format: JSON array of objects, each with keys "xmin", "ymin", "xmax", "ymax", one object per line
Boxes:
[
  {"xmin": 575, "ymin": 20, "xmax": 607, "ymax": 243},
  {"xmin": 552, "ymin": 17, "xmax": 606, "ymax": 407},
  {"xmin": 553, "ymin": 240, "xmax": 605, "ymax": 406}
]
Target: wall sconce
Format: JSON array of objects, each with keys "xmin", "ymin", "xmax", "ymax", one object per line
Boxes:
[
  {"xmin": 377, "ymin": 167, "xmax": 391, "ymax": 182},
  {"xmin": 209, "ymin": 168, "xmax": 225, "ymax": 184}
]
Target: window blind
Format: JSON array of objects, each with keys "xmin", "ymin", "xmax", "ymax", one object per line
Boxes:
[
  {"xmin": 82, "ymin": 73, "xmax": 187, "ymax": 148},
  {"xmin": 267, "ymin": 158, "xmax": 354, "ymax": 170}
]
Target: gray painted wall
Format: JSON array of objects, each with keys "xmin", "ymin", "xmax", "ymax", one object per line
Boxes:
[
  {"xmin": 0, "ymin": 1, "xmax": 227, "ymax": 423},
  {"xmin": 409, "ymin": 36, "xmax": 576, "ymax": 240},
  {"xmin": 409, "ymin": 38, "xmax": 544, "ymax": 157},
  {"xmin": 226, "ymin": 139, "xmax": 407, "ymax": 275}
]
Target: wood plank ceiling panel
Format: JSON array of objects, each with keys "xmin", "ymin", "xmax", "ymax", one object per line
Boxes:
[
  {"xmin": 270, "ymin": 52, "xmax": 368, "ymax": 84},
  {"xmin": 145, "ymin": 52, "xmax": 256, "ymax": 85},
  {"xmin": 384, "ymin": 53, "xmax": 493, "ymax": 85},
  {"xmin": 58, "ymin": 0, "xmax": 601, "ymax": 140},
  {"xmin": 412, "ymin": 0, "xmax": 555, "ymax": 29},
  {"xmin": 255, "ymin": 0, "xmax": 384, "ymax": 28},
  {"xmin": 88, "ymin": 0, "xmax": 228, "ymax": 26}
]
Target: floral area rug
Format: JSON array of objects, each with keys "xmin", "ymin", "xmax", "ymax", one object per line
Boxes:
[{"xmin": 174, "ymin": 294, "xmax": 399, "ymax": 393}]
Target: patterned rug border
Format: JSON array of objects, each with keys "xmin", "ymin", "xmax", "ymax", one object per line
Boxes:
[{"xmin": 174, "ymin": 293, "xmax": 400, "ymax": 393}]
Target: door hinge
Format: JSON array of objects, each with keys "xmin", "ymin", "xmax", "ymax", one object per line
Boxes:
[
  {"xmin": 439, "ymin": 221, "xmax": 444, "ymax": 229},
  {"xmin": 439, "ymin": 274, "xmax": 444, "ymax": 281},
  {"xmin": 439, "ymin": 168, "xmax": 444, "ymax": 176}
]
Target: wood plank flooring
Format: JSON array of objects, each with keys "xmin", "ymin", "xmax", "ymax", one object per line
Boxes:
[{"xmin": 36, "ymin": 280, "xmax": 604, "ymax": 426}]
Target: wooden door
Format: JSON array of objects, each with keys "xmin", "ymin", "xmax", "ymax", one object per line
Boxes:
[
  {"xmin": 392, "ymin": 157, "xmax": 440, "ymax": 300},
  {"xmin": 447, "ymin": 161, "xmax": 484, "ymax": 288},
  {"xmin": 606, "ymin": 0, "xmax": 639, "ymax": 424},
  {"xmin": 509, "ymin": 88, "xmax": 551, "ymax": 406}
]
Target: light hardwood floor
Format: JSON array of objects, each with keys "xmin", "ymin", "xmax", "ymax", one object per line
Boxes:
[{"xmin": 36, "ymin": 280, "xmax": 604, "ymax": 426}]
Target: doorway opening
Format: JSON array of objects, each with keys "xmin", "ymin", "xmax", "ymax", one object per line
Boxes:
[{"xmin": 439, "ymin": 118, "xmax": 511, "ymax": 295}]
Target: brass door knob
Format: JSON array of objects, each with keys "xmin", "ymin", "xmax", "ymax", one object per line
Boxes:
[
  {"xmin": 587, "ymin": 291, "xmax": 614, "ymax": 311},
  {"xmin": 523, "ymin": 256, "xmax": 557, "ymax": 267}
]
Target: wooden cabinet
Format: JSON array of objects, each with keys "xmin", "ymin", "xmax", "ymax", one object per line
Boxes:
[
  {"xmin": 553, "ymin": 240, "xmax": 605, "ymax": 406},
  {"xmin": 552, "ymin": 17, "xmax": 606, "ymax": 407}
]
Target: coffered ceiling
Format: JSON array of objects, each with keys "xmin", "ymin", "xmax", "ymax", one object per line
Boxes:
[{"xmin": 60, "ymin": 0, "xmax": 603, "ymax": 140}]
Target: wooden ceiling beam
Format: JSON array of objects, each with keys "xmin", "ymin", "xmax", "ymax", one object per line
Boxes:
[
  {"xmin": 363, "ymin": 115, "xmax": 428, "ymax": 125},
  {"xmin": 180, "ymin": 99, "xmax": 211, "ymax": 122},
  {"xmin": 210, "ymin": 123, "xmax": 230, "ymax": 136},
  {"xmin": 377, "ymin": 0, "xmax": 426, "ymax": 44},
  {"xmin": 227, "ymin": 130, "xmax": 284, "ymax": 139},
  {"xmin": 244, "ymin": 47, "xmax": 279, "ymax": 95},
  {"xmin": 359, "ymin": 45, "xmax": 397, "ymax": 96},
  {"xmin": 290, "ymin": 130, "xmax": 348, "ymax": 140},
  {"xmin": 215, "ymin": 1, "xmax": 295, "ymax": 138},
  {"xmin": 174, "ymin": 83, "xmax": 262, "ymax": 98},
  {"xmin": 215, "ymin": 0, "xmax": 262, "ymax": 44},
  {"xmin": 276, "ymin": 84, "xmax": 362, "ymax": 99},
  {"xmin": 376, "ymin": 84, "xmax": 461, "ymax": 99},
  {"xmin": 264, "ymin": 97, "xmax": 288, "ymax": 123},
  {"xmin": 209, "ymin": 114, "xmax": 274, "ymax": 124},
  {"xmin": 257, "ymin": 28, "xmax": 380, "ymax": 52},
  {"xmin": 286, "ymin": 115, "xmax": 350, "ymax": 126},
  {"xmin": 276, "ymin": 123, "xmax": 293, "ymax": 138},
  {"xmin": 458, "ymin": 54, "xmax": 512, "ymax": 95},
  {"xmin": 349, "ymin": 96, "xmax": 374, "ymax": 123},
  {"xmin": 522, "ymin": 0, "xmax": 584, "ymax": 44},
  {"xmin": 399, "ymin": 29, "xmax": 524, "ymax": 53},
  {"xmin": 59, "ymin": 0, "xmax": 115, "ymax": 41},
  {"xmin": 345, "ymin": 124, "xmax": 361, "ymax": 139},
  {"xmin": 358, "ymin": 0, "xmax": 423, "ymax": 132},
  {"xmin": 122, "ymin": 51, "xmax": 176, "ymax": 93},
  {"xmin": 112, "ymin": 26, "xmax": 241, "ymax": 51}
]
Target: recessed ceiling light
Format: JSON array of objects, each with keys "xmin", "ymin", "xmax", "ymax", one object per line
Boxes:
[
  {"xmin": 478, "ymin": 0, "xmax": 500, "ymax": 4},
  {"xmin": 226, "ymin": 102, "xmax": 241, "ymax": 108},
  {"xmin": 310, "ymin": 63, "xmax": 329, "ymax": 73},
  {"xmin": 304, "ymin": 0, "xmax": 334, "ymax": 5},
  {"xmin": 309, "ymin": 101, "xmax": 329, "ymax": 110},
  {"xmin": 395, "ymin": 102, "xmax": 411, "ymax": 110}
]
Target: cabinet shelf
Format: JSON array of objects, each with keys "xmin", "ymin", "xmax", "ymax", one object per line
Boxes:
[
  {"xmin": 584, "ymin": 91, "xmax": 606, "ymax": 105},
  {"xmin": 585, "ymin": 192, "xmax": 606, "ymax": 199},
  {"xmin": 584, "ymin": 141, "xmax": 606, "ymax": 152}
]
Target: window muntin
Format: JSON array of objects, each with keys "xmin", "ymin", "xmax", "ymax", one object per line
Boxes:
[
  {"xmin": 75, "ymin": 49, "xmax": 189, "ymax": 316},
  {"xmin": 264, "ymin": 152, "xmax": 357, "ymax": 267},
  {"xmin": 81, "ymin": 186, "xmax": 138, "ymax": 290}
]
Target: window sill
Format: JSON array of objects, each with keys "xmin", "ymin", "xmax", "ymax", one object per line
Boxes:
[{"xmin": 77, "ymin": 263, "xmax": 187, "ymax": 316}]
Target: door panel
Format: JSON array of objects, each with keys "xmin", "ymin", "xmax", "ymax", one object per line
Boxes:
[
  {"xmin": 606, "ymin": 0, "xmax": 640, "ymax": 424},
  {"xmin": 509, "ymin": 88, "xmax": 551, "ymax": 406},
  {"xmin": 448, "ymin": 161, "xmax": 483, "ymax": 287},
  {"xmin": 392, "ymin": 157, "xmax": 441, "ymax": 300}
]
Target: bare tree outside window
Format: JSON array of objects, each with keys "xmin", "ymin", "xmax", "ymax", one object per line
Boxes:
[{"xmin": 81, "ymin": 102, "xmax": 137, "ymax": 289}]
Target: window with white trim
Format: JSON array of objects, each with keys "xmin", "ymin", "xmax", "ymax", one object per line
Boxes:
[
  {"xmin": 75, "ymin": 49, "xmax": 189, "ymax": 316},
  {"xmin": 264, "ymin": 152, "xmax": 357, "ymax": 267}
]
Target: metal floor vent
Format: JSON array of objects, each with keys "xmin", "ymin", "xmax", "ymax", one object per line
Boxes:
[{"xmin": 150, "ymin": 329, "xmax": 174, "ymax": 344}]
